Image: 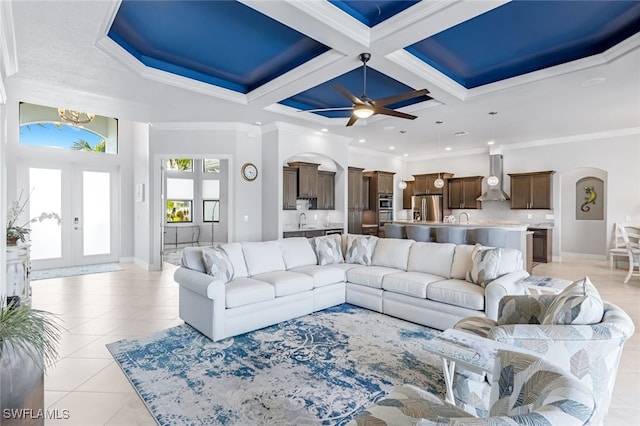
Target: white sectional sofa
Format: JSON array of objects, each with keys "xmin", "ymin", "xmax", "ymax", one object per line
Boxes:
[{"xmin": 174, "ymin": 235, "xmax": 529, "ymax": 341}]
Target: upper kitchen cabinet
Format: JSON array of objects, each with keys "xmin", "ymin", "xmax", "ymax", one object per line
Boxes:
[
  {"xmin": 364, "ymin": 171, "xmax": 395, "ymax": 195},
  {"xmin": 448, "ymin": 176, "xmax": 483, "ymax": 209},
  {"xmin": 508, "ymin": 171, "xmax": 555, "ymax": 209},
  {"xmin": 283, "ymin": 166, "xmax": 298, "ymax": 210},
  {"xmin": 402, "ymin": 181, "xmax": 415, "ymax": 209},
  {"xmin": 287, "ymin": 161, "xmax": 319, "ymax": 198},
  {"xmin": 413, "ymin": 173, "xmax": 454, "ymax": 195},
  {"xmin": 314, "ymin": 171, "xmax": 335, "ymax": 210}
]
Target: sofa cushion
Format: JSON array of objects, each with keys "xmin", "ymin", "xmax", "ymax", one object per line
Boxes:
[
  {"xmin": 542, "ymin": 276, "xmax": 604, "ymax": 325},
  {"xmin": 220, "ymin": 242, "xmax": 249, "ymax": 278},
  {"xmin": 251, "ymin": 270, "xmax": 314, "ymax": 297},
  {"xmin": 289, "ymin": 265, "xmax": 345, "ymax": 288},
  {"xmin": 467, "ymin": 245, "xmax": 523, "ymax": 287},
  {"xmin": 242, "ymin": 241, "xmax": 286, "ymax": 276},
  {"xmin": 181, "ymin": 246, "xmax": 207, "ymax": 273},
  {"xmin": 372, "ymin": 238, "xmax": 414, "ymax": 271},
  {"xmin": 279, "ymin": 237, "xmax": 317, "ymax": 269},
  {"xmin": 407, "ymin": 242, "xmax": 456, "ymax": 277},
  {"xmin": 450, "ymin": 244, "xmax": 476, "ymax": 280},
  {"xmin": 382, "ymin": 272, "xmax": 446, "ymax": 298},
  {"xmin": 345, "ymin": 235, "xmax": 378, "ymax": 265},
  {"xmin": 225, "ymin": 277, "xmax": 275, "ymax": 308},
  {"xmin": 312, "ymin": 234, "xmax": 344, "ymax": 266},
  {"xmin": 427, "ymin": 279, "xmax": 485, "ymax": 311},
  {"xmin": 201, "ymin": 247, "xmax": 234, "ymax": 283},
  {"xmin": 347, "ymin": 266, "xmax": 400, "ymax": 289}
]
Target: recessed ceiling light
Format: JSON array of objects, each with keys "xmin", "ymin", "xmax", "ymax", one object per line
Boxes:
[
  {"xmin": 581, "ymin": 77, "xmax": 606, "ymax": 87},
  {"xmin": 254, "ymin": 121, "xmax": 262, "ymax": 126},
  {"xmin": 403, "ymin": 153, "xmax": 409, "ymax": 157},
  {"xmin": 389, "ymin": 146, "xmax": 395, "ymax": 150},
  {"xmin": 454, "ymin": 131, "xmax": 469, "ymax": 136},
  {"xmin": 358, "ymin": 139, "xmax": 366, "ymax": 143},
  {"xmin": 321, "ymin": 128, "xmax": 329, "ymax": 132},
  {"xmin": 445, "ymin": 147, "xmax": 452, "ymax": 151},
  {"xmin": 384, "ymin": 126, "xmax": 396, "ymax": 131},
  {"xmin": 487, "ymin": 140, "xmax": 495, "ymax": 145}
]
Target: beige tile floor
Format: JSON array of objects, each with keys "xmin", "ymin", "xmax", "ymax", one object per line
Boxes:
[{"xmin": 30, "ymin": 259, "xmax": 639, "ymax": 425}]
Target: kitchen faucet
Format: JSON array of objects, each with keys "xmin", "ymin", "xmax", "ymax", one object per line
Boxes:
[
  {"xmin": 298, "ymin": 212, "xmax": 307, "ymax": 229},
  {"xmin": 459, "ymin": 211, "xmax": 470, "ymax": 223}
]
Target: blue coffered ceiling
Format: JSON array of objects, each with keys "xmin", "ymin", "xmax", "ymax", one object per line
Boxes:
[{"xmin": 107, "ymin": 0, "xmax": 640, "ymax": 121}]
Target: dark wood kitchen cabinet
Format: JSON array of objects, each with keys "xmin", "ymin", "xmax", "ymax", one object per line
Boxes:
[
  {"xmin": 287, "ymin": 161, "xmax": 319, "ymax": 198},
  {"xmin": 315, "ymin": 171, "xmax": 335, "ymax": 210},
  {"xmin": 448, "ymin": 176, "xmax": 482, "ymax": 209},
  {"xmin": 509, "ymin": 171, "xmax": 555, "ymax": 209},
  {"xmin": 529, "ymin": 227, "xmax": 553, "ymax": 263},
  {"xmin": 402, "ymin": 181, "xmax": 414, "ymax": 209},
  {"xmin": 348, "ymin": 167, "xmax": 364, "ymax": 234},
  {"xmin": 364, "ymin": 170, "xmax": 395, "ymax": 210},
  {"xmin": 283, "ymin": 166, "xmax": 298, "ymax": 210},
  {"xmin": 413, "ymin": 173, "xmax": 453, "ymax": 195}
]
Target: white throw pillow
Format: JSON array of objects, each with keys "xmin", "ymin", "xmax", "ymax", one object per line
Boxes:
[
  {"xmin": 312, "ymin": 235, "xmax": 344, "ymax": 266},
  {"xmin": 201, "ymin": 246, "xmax": 234, "ymax": 283},
  {"xmin": 371, "ymin": 238, "xmax": 414, "ymax": 271},
  {"xmin": 542, "ymin": 276, "xmax": 604, "ymax": 325},
  {"xmin": 345, "ymin": 235, "xmax": 378, "ymax": 266},
  {"xmin": 219, "ymin": 242, "xmax": 248, "ymax": 278}
]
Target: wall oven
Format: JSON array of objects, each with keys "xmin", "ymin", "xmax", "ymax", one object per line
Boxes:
[
  {"xmin": 378, "ymin": 194, "xmax": 393, "ymax": 209},
  {"xmin": 378, "ymin": 209, "xmax": 393, "ymax": 226}
]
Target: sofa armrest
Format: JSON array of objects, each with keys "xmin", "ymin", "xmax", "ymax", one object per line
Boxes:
[
  {"xmin": 483, "ymin": 270, "xmax": 529, "ymax": 320},
  {"xmin": 174, "ymin": 267, "xmax": 225, "ymax": 301}
]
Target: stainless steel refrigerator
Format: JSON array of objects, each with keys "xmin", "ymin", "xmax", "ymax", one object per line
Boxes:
[{"xmin": 411, "ymin": 195, "xmax": 443, "ymax": 222}]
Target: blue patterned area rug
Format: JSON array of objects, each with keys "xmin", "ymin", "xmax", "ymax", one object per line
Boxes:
[
  {"xmin": 107, "ymin": 304, "xmax": 445, "ymax": 425},
  {"xmin": 30, "ymin": 263, "xmax": 123, "ymax": 281}
]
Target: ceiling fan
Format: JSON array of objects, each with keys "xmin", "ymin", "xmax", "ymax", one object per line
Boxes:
[{"xmin": 306, "ymin": 53, "xmax": 429, "ymax": 126}]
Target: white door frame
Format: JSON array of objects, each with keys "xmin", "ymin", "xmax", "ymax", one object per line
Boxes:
[{"xmin": 17, "ymin": 161, "xmax": 120, "ymax": 269}]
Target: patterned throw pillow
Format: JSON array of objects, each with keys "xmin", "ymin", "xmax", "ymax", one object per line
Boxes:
[
  {"xmin": 345, "ymin": 235, "xmax": 378, "ymax": 265},
  {"xmin": 542, "ymin": 276, "xmax": 604, "ymax": 325},
  {"xmin": 313, "ymin": 235, "xmax": 344, "ymax": 266},
  {"xmin": 201, "ymin": 246, "xmax": 234, "ymax": 283},
  {"xmin": 467, "ymin": 245, "xmax": 522, "ymax": 288}
]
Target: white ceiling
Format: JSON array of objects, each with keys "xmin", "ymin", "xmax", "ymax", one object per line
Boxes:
[{"xmin": 4, "ymin": 1, "xmax": 640, "ymax": 159}]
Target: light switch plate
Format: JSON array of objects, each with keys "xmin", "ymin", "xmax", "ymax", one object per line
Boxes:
[
  {"xmin": 527, "ymin": 214, "xmax": 533, "ymax": 219},
  {"xmin": 626, "ymin": 215, "xmax": 632, "ymax": 222},
  {"xmin": 545, "ymin": 214, "xmax": 555, "ymax": 220}
]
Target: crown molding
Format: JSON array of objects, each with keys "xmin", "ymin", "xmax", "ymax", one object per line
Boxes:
[
  {"xmin": 264, "ymin": 121, "xmax": 352, "ymax": 144},
  {"xmin": 150, "ymin": 122, "xmax": 259, "ymax": 133},
  {"xmin": 502, "ymin": 127, "xmax": 640, "ymax": 151},
  {"xmin": 348, "ymin": 144, "xmax": 401, "ymax": 160}
]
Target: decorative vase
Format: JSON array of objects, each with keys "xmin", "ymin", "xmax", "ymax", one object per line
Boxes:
[{"xmin": 6, "ymin": 236, "xmax": 19, "ymax": 246}]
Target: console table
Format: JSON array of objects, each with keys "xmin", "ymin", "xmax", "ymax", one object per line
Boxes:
[
  {"xmin": 6, "ymin": 243, "xmax": 31, "ymax": 306},
  {"xmin": 164, "ymin": 225, "xmax": 201, "ymax": 248}
]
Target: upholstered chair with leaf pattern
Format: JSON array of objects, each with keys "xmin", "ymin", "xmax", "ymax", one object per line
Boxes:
[
  {"xmin": 349, "ymin": 349, "xmax": 595, "ymax": 425},
  {"xmin": 451, "ymin": 277, "xmax": 635, "ymax": 425}
]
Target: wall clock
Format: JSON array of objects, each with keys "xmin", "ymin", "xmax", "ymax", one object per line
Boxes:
[{"xmin": 241, "ymin": 162, "xmax": 258, "ymax": 181}]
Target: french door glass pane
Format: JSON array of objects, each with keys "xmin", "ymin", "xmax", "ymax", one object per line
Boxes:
[
  {"xmin": 83, "ymin": 171, "xmax": 110, "ymax": 256},
  {"xmin": 29, "ymin": 168, "xmax": 62, "ymax": 260}
]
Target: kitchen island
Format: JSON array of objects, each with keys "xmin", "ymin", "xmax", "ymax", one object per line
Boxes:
[
  {"xmin": 393, "ymin": 220, "xmax": 535, "ymax": 273},
  {"xmin": 282, "ymin": 223, "xmax": 344, "ymax": 238}
]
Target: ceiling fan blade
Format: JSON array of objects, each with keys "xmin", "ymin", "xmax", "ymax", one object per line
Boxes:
[
  {"xmin": 301, "ymin": 107, "xmax": 353, "ymax": 113},
  {"xmin": 374, "ymin": 107, "xmax": 417, "ymax": 120},
  {"xmin": 373, "ymin": 89, "xmax": 430, "ymax": 107},
  {"xmin": 334, "ymin": 84, "xmax": 364, "ymax": 105},
  {"xmin": 346, "ymin": 114, "xmax": 359, "ymax": 126}
]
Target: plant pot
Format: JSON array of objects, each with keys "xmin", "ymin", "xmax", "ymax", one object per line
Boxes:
[
  {"xmin": 6, "ymin": 237, "xmax": 19, "ymax": 246},
  {"xmin": 0, "ymin": 342, "xmax": 45, "ymax": 425}
]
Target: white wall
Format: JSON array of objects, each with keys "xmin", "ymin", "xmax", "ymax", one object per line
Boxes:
[
  {"xmin": 132, "ymin": 122, "xmax": 150, "ymax": 268},
  {"xmin": 1, "ymin": 104, "xmax": 7, "ymax": 304}
]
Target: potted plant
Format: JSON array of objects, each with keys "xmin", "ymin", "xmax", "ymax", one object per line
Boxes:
[
  {"xmin": 0, "ymin": 298, "xmax": 62, "ymax": 421},
  {"xmin": 6, "ymin": 190, "xmax": 61, "ymax": 246}
]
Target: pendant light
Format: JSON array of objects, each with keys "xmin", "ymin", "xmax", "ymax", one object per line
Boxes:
[
  {"xmin": 398, "ymin": 157, "xmax": 407, "ymax": 189},
  {"xmin": 486, "ymin": 112, "xmax": 499, "ymax": 187},
  {"xmin": 434, "ymin": 120, "xmax": 445, "ymax": 189}
]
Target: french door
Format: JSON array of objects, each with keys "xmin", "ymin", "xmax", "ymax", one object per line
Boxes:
[{"xmin": 18, "ymin": 162, "xmax": 119, "ymax": 270}]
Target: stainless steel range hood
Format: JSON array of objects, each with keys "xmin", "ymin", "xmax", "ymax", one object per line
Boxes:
[{"xmin": 477, "ymin": 154, "xmax": 510, "ymax": 201}]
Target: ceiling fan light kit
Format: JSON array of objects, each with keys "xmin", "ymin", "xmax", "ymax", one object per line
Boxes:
[{"xmin": 311, "ymin": 53, "xmax": 429, "ymax": 126}]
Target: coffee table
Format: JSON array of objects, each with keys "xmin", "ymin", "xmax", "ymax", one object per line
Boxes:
[
  {"xmin": 518, "ymin": 275, "xmax": 572, "ymax": 295},
  {"xmin": 426, "ymin": 329, "xmax": 536, "ymax": 404}
]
